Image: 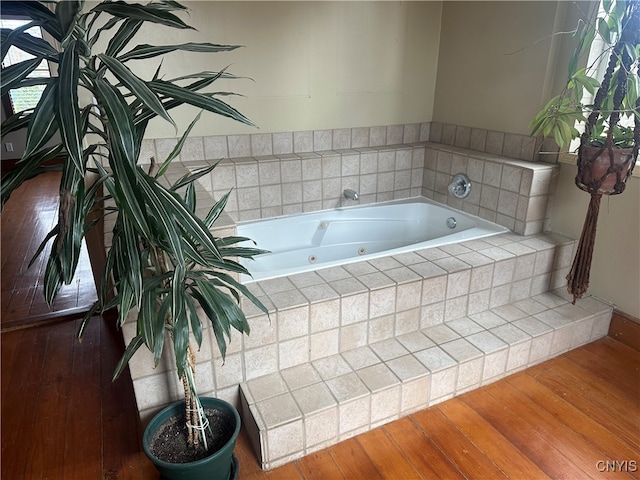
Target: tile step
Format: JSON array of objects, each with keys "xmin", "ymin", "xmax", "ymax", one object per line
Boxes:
[{"xmin": 239, "ymin": 291, "xmax": 612, "ymax": 470}]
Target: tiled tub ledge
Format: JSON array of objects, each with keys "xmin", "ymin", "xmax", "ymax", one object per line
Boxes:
[{"xmin": 235, "ymin": 231, "xmax": 613, "ymax": 470}]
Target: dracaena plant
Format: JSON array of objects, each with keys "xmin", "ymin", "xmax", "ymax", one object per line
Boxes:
[
  {"xmin": 1, "ymin": 0, "xmax": 268, "ymax": 453},
  {"xmin": 530, "ymin": 0, "xmax": 640, "ymax": 150}
]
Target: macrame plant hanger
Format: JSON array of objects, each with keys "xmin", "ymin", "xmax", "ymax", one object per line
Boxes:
[{"xmin": 566, "ymin": 13, "xmax": 639, "ymax": 303}]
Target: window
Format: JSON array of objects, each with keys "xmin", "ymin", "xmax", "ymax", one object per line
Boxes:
[{"xmin": 1, "ymin": 18, "xmax": 52, "ymax": 116}]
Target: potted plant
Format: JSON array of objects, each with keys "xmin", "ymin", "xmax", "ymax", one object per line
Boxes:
[
  {"xmin": 1, "ymin": 1, "xmax": 267, "ymax": 478},
  {"xmin": 529, "ymin": 0, "xmax": 639, "ymax": 302}
]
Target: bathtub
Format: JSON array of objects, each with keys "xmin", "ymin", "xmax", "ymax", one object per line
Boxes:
[{"xmin": 237, "ymin": 197, "xmax": 508, "ymax": 282}]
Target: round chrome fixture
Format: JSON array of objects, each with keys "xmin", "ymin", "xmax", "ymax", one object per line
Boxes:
[{"xmin": 448, "ymin": 173, "xmax": 472, "ymax": 199}]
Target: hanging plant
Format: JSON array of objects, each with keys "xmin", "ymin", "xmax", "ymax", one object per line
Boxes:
[{"xmin": 530, "ymin": 0, "xmax": 639, "ymax": 302}]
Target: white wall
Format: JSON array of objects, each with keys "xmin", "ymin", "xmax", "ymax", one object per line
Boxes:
[
  {"xmin": 549, "ymin": 165, "xmax": 640, "ymax": 318},
  {"xmin": 133, "ymin": 1, "xmax": 442, "ymax": 138},
  {"xmin": 433, "ymin": 1, "xmax": 567, "ymax": 134}
]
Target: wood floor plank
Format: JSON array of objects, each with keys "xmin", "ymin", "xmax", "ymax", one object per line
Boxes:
[
  {"xmin": 436, "ymin": 397, "xmax": 551, "ymax": 480},
  {"xmin": 412, "ymin": 406, "xmax": 509, "ymax": 480},
  {"xmin": 356, "ymin": 427, "xmax": 426, "ymax": 480},
  {"xmin": 297, "ymin": 449, "xmax": 344, "ymax": 480},
  {"xmin": 0, "ymin": 327, "xmax": 47, "ymax": 480},
  {"xmin": 240, "ymin": 456, "xmax": 304, "ymax": 480},
  {"xmin": 63, "ymin": 319, "xmax": 103, "ymax": 480},
  {"xmin": 384, "ymin": 416, "xmax": 465, "ymax": 480},
  {"xmin": 530, "ymin": 357, "xmax": 640, "ymax": 449},
  {"xmin": 507, "ymin": 372, "xmax": 639, "ymax": 479},
  {"xmin": 564, "ymin": 338, "xmax": 640, "ymax": 392},
  {"xmin": 608, "ymin": 313, "xmax": 640, "ymax": 351},
  {"xmin": 462, "ymin": 387, "xmax": 593, "ymax": 479},
  {"xmin": 235, "ymin": 427, "xmax": 267, "ymax": 478},
  {"xmin": 0, "ymin": 327, "xmax": 22, "ymax": 393},
  {"xmin": 23, "ymin": 320, "xmax": 76, "ymax": 479},
  {"xmin": 328, "ymin": 437, "xmax": 384, "ymax": 480},
  {"xmin": 99, "ymin": 317, "xmax": 156, "ymax": 480},
  {"xmin": 484, "ymin": 381, "xmax": 631, "ymax": 480}
]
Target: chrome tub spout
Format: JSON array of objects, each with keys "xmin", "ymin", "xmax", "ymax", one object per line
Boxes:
[{"xmin": 343, "ymin": 189, "xmax": 359, "ymax": 200}]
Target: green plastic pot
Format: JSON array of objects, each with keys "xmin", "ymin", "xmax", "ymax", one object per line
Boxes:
[{"xmin": 143, "ymin": 397, "xmax": 240, "ymax": 480}]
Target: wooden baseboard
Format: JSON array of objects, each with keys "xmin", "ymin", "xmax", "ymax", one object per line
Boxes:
[{"xmin": 608, "ymin": 309, "xmax": 640, "ymax": 351}]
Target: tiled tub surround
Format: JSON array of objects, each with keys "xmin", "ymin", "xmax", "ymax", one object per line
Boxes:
[
  {"xmin": 138, "ymin": 123, "xmax": 558, "ymax": 237},
  {"xmin": 118, "ymin": 124, "xmax": 589, "ymax": 470},
  {"xmin": 421, "ymin": 143, "xmax": 559, "ymax": 236}
]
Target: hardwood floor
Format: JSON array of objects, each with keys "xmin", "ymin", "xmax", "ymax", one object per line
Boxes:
[
  {"xmin": 1, "ymin": 317, "xmax": 638, "ymax": 479},
  {"xmin": 1, "ymin": 171, "xmax": 97, "ymax": 331}
]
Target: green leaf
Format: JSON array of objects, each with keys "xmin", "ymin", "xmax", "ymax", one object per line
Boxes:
[
  {"xmin": 190, "ymin": 284, "xmax": 229, "ymax": 359},
  {"xmin": 0, "ymin": 2, "xmax": 62, "ymax": 41},
  {"xmin": 23, "ymin": 81, "xmax": 59, "ymax": 160},
  {"xmin": 55, "ymin": 0, "xmax": 82, "ymax": 39},
  {"xmin": 204, "ymin": 189, "xmax": 230, "ymax": 228},
  {"xmin": 94, "ymin": 77, "xmax": 137, "ymax": 163},
  {"xmin": 219, "ymin": 246, "xmax": 270, "ymax": 259},
  {"xmin": 105, "ymin": 19, "xmax": 143, "ymax": 58},
  {"xmin": 1, "ymin": 110, "xmax": 32, "ymax": 138},
  {"xmin": 184, "ymin": 183, "xmax": 196, "ymax": 212},
  {"xmin": 119, "ymin": 42, "xmax": 240, "ymax": 62},
  {"xmin": 138, "ymin": 171, "xmax": 221, "ymax": 260},
  {"xmin": 186, "ymin": 295, "xmax": 203, "ymax": 349},
  {"xmin": 172, "ymin": 294, "xmax": 189, "ymax": 377},
  {"xmin": 56, "ymin": 40, "xmax": 83, "ymax": 174},
  {"xmin": 167, "ymin": 69, "xmax": 242, "ymax": 83},
  {"xmin": 96, "ymin": 154, "xmax": 153, "ymax": 242},
  {"xmin": 1, "ymin": 145, "xmax": 64, "ymax": 207},
  {"xmin": 43, "ymin": 253, "xmax": 63, "ymax": 305},
  {"xmin": 120, "ymin": 216, "xmax": 143, "ymax": 307},
  {"xmin": 88, "ymin": 16, "xmax": 121, "ymax": 48},
  {"xmin": 28, "ymin": 225, "xmax": 59, "ymax": 269},
  {"xmin": 91, "ymin": 2, "xmax": 194, "ymax": 30},
  {"xmin": 77, "ymin": 302, "xmax": 101, "ymax": 341},
  {"xmin": 113, "ymin": 335, "xmax": 145, "ymax": 381},
  {"xmin": 155, "ymin": 1, "xmax": 189, "ymax": 12},
  {"xmin": 135, "ymin": 173, "xmax": 186, "ymax": 264},
  {"xmin": 116, "ymin": 280, "xmax": 136, "ymax": 328},
  {"xmin": 156, "ymin": 112, "xmax": 202, "ymax": 178},
  {"xmin": 170, "ymin": 161, "xmax": 216, "ymax": 191},
  {"xmin": 98, "ymin": 54, "xmax": 174, "ymax": 126},
  {"xmin": 206, "ymin": 270, "xmax": 268, "ymax": 317},
  {"xmin": 1, "ymin": 57, "xmax": 42, "ymax": 96},
  {"xmin": 1, "ymin": 25, "xmax": 59, "ymax": 62},
  {"xmin": 149, "ymin": 80, "xmax": 255, "ymax": 127}
]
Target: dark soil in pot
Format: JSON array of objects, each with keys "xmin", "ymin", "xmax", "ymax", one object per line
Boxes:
[{"xmin": 149, "ymin": 407, "xmax": 235, "ymax": 464}]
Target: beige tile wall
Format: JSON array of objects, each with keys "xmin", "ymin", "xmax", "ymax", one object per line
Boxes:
[{"xmin": 421, "ymin": 143, "xmax": 559, "ymax": 235}]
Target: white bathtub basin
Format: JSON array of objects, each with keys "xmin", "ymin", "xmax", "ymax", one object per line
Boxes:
[{"xmin": 237, "ymin": 197, "xmax": 508, "ymax": 282}]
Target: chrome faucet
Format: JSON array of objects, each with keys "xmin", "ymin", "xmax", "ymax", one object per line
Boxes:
[
  {"xmin": 448, "ymin": 173, "xmax": 472, "ymax": 199},
  {"xmin": 343, "ymin": 189, "xmax": 359, "ymax": 201}
]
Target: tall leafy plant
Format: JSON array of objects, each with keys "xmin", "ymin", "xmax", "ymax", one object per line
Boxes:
[{"xmin": 1, "ymin": 0, "xmax": 267, "ymax": 453}]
